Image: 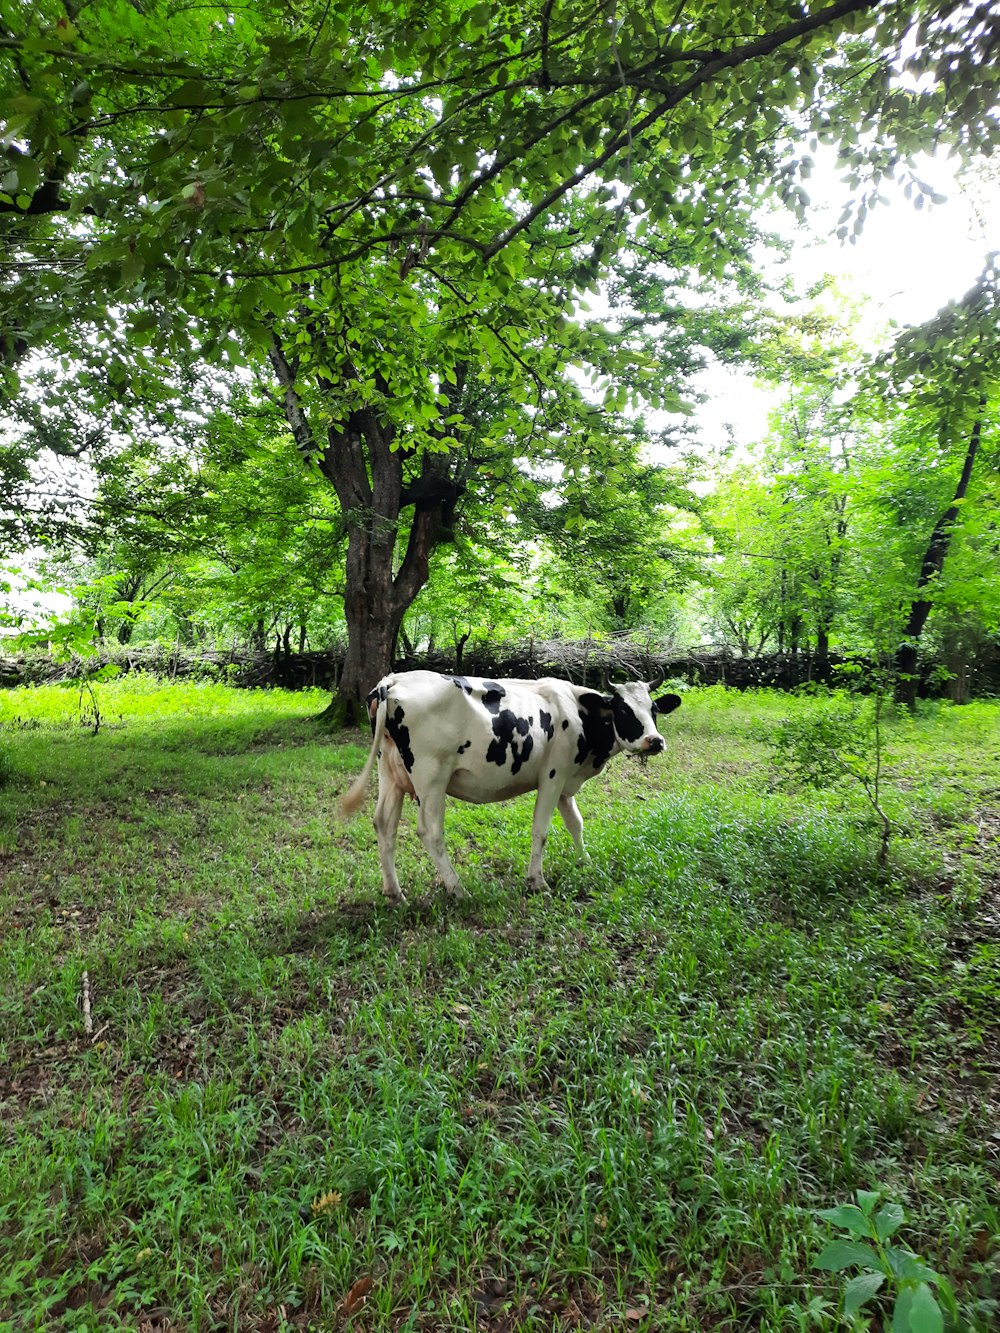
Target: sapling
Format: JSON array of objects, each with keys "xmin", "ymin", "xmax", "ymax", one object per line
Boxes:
[
  {"xmin": 815, "ymin": 1188, "xmax": 957, "ymax": 1333},
  {"xmin": 769, "ymin": 676, "xmax": 893, "ymax": 868}
]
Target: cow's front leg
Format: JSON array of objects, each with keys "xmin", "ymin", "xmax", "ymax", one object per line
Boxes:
[
  {"xmin": 414, "ymin": 786, "xmax": 465, "ymax": 898},
  {"xmin": 372, "ymin": 775, "xmax": 406, "ymax": 905},
  {"xmin": 557, "ymin": 794, "xmax": 590, "ymax": 863},
  {"xmin": 527, "ymin": 784, "xmax": 561, "ymax": 891}
]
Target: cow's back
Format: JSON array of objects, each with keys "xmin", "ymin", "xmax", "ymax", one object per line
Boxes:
[{"xmin": 379, "ymin": 672, "xmax": 583, "ymax": 804}]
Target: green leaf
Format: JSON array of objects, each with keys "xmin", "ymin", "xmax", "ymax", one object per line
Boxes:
[
  {"xmin": 815, "ymin": 1240, "xmax": 882, "ymax": 1272},
  {"xmin": 168, "ymin": 79, "xmax": 211, "ymax": 107},
  {"xmin": 817, "ymin": 1205, "xmax": 874, "ymax": 1238},
  {"xmin": 906, "ymin": 1284, "xmax": 943, "ymax": 1333},
  {"xmin": 467, "ymin": 2, "xmax": 491, "ymax": 32},
  {"xmin": 885, "ymin": 1248, "xmax": 940, "ymax": 1284},
  {"xmin": 844, "ymin": 1271, "xmax": 884, "ymax": 1316},
  {"xmin": 893, "ymin": 1287, "xmax": 915, "ymax": 1333},
  {"xmin": 874, "ymin": 1204, "xmax": 905, "ymax": 1241},
  {"xmin": 855, "ymin": 1190, "xmax": 881, "ymax": 1216}
]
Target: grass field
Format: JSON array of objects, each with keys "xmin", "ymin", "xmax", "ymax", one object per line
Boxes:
[{"xmin": 1, "ymin": 678, "xmax": 998, "ymax": 1332}]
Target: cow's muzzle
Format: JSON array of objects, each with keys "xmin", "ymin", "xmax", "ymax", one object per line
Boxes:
[{"xmin": 644, "ymin": 736, "xmax": 664, "ymax": 754}]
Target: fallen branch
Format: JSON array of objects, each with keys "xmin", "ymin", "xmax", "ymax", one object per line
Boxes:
[{"xmin": 81, "ymin": 970, "xmax": 93, "ymax": 1037}]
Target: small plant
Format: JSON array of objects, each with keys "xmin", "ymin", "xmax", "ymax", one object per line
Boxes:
[
  {"xmin": 769, "ymin": 692, "xmax": 893, "ymax": 868},
  {"xmin": 815, "ymin": 1189, "xmax": 957, "ymax": 1332}
]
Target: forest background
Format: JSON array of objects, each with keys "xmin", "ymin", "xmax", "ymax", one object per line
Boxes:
[{"xmin": 2, "ymin": 0, "xmax": 1000, "ymax": 719}]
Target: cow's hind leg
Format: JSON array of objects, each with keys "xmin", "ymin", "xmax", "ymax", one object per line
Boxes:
[
  {"xmin": 373, "ymin": 773, "xmax": 406, "ymax": 905},
  {"xmin": 557, "ymin": 794, "xmax": 590, "ymax": 863},
  {"xmin": 414, "ymin": 783, "xmax": 465, "ymax": 898}
]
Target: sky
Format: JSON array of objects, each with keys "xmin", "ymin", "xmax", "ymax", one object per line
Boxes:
[{"xmin": 692, "ymin": 148, "xmax": 998, "ymax": 450}]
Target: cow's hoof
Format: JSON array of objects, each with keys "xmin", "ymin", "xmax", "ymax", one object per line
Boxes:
[
  {"xmin": 525, "ymin": 876, "xmax": 549, "ymax": 894},
  {"xmin": 437, "ymin": 878, "xmax": 465, "ymax": 900},
  {"xmin": 383, "ymin": 890, "xmax": 406, "ymax": 907}
]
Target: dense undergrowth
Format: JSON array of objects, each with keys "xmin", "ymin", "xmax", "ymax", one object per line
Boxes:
[{"xmin": 0, "ymin": 680, "xmax": 997, "ymax": 1331}]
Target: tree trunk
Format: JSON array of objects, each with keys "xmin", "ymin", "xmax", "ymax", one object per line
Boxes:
[
  {"xmin": 788, "ymin": 613, "xmax": 801, "ymax": 658},
  {"xmin": 895, "ymin": 407, "xmax": 984, "ymax": 708},
  {"xmin": 317, "ymin": 495, "xmax": 444, "ymax": 725},
  {"xmin": 455, "ymin": 629, "xmax": 470, "ymax": 672},
  {"xmin": 815, "ymin": 621, "xmax": 830, "ymax": 666},
  {"xmin": 323, "ymin": 527, "xmax": 404, "ymax": 726}
]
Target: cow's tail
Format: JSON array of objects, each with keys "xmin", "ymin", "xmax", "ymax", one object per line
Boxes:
[{"xmin": 340, "ymin": 683, "xmax": 388, "ymax": 819}]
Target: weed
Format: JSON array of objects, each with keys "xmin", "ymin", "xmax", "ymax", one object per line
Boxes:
[{"xmin": 815, "ymin": 1189, "xmax": 957, "ymax": 1332}]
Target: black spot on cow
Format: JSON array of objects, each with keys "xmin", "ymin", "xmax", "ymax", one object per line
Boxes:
[
  {"xmin": 539, "ymin": 709, "xmax": 555, "ymax": 740},
  {"xmin": 457, "ymin": 739, "xmax": 471, "ymax": 754},
  {"xmin": 561, "ymin": 719, "xmax": 569, "ymax": 730},
  {"xmin": 549, "ymin": 768, "xmax": 556, "ymax": 779},
  {"xmin": 385, "ymin": 704, "xmax": 415, "ymax": 772},
  {"xmin": 365, "ymin": 683, "xmax": 387, "ymax": 735},
  {"xmin": 575, "ymin": 692, "xmax": 616, "ymax": 771},
  {"xmin": 481, "ymin": 682, "xmax": 506, "ymax": 715},
  {"xmin": 486, "ymin": 708, "xmax": 534, "ymax": 775},
  {"xmin": 610, "ymin": 691, "xmax": 644, "ymax": 743},
  {"xmin": 446, "ymin": 674, "xmax": 473, "ymax": 694}
]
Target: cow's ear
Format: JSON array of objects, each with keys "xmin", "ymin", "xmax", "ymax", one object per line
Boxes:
[{"xmin": 652, "ymin": 693, "xmax": 682, "ymax": 716}]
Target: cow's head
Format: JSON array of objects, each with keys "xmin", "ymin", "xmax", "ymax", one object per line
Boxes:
[
  {"xmin": 610, "ymin": 682, "xmax": 682, "ymax": 757},
  {"xmin": 605, "ymin": 677, "xmax": 682, "ymax": 755}
]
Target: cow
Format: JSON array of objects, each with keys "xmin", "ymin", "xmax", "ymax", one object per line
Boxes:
[{"xmin": 340, "ymin": 671, "xmax": 682, "ymax": 904}]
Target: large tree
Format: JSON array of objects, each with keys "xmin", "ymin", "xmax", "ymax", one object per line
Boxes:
[
  {"xmin": 4, "ymin": 0, "xmax": 1000, "ymax": 716},
  {"xmin": 861, "ymin": 264, "xmax": 1000, "ymax": 704}
]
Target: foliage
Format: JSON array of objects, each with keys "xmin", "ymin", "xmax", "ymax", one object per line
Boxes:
[
  {"xmin": 5, "ymin": 0, "xmax": 1000, "ymax": 710},
  {"xmin": 698, "ymin": 265, "xmax": 1000, "ymax": 682},
  {"xmin": 815, "ymin": 1189, "xmax": 957, "ymax": 1332}
]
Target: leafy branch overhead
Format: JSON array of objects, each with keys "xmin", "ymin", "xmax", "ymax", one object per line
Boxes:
[{"xmin": 5, "ymin": 2, "xmax": 1000, "ymax": 301}]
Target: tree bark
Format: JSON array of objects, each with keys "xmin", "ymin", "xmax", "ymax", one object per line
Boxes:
[
  {"xmin": 895, "ymin": 407, "xmax": 985, "ymax": 708},
  {"xmin": 815, "ymin": 622, "xmax": 830, "ymax": 666}
]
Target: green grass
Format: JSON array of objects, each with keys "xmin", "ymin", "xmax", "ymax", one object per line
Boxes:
[{"xmin": 1, "ymin": 679, "xmax": 998, "ymax": 1331}]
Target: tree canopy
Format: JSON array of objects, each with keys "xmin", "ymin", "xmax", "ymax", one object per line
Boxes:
[{"xmin": 3, "ymin": 1, "xmax": 1000, "ymax": 707}]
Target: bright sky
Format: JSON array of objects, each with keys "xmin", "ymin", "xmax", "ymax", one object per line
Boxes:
[{"xmin": 692, "ymin": 148, "xmax": 998, "ymax": 451}]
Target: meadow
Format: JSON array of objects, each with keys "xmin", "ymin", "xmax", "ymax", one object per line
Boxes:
[{"xmin": 0, "ymin": 678, "xmax": 997, "ymax": 1332}]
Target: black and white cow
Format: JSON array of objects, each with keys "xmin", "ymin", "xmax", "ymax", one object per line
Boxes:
[{"xmin": 341, "ymin": 671, "xmax": 681, "ymax": 903}]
